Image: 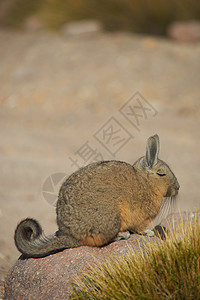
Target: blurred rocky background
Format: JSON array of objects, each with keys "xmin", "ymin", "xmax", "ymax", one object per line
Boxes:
[
  {"xmin": 0, "ymin": 0, "xmax": 200, "ymax": 297},
  {"xmin": 0, "ymin": 0, "xmax": 199, "ymax": 35}
]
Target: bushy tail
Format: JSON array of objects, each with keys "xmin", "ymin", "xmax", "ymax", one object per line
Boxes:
[{"xmin": 14, "ymin": 218, "xmax": 80, "ymax": 257}]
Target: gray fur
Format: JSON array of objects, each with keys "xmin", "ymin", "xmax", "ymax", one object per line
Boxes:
[{"xmin": 145, "ymin": 134, "xmax": 159, "ymax": 168}]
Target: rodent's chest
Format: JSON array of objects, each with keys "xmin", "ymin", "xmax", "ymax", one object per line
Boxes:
[
  {"xmin": 117, "ymin": 200, "xmax": 143, "ymax": 231},
  {"xmin": 117, "ymin": 196, "xmax": 162, "ymax": 232}
]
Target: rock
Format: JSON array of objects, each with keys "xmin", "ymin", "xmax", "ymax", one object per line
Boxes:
[
  {"xmin": 4, "ymin": 211, "xmax": 198, "ymax": 299},
  {"xmin": 23, "ymin": 16, "xmax": 44, "ymax": 32},
  {"xmin": 61, "ymin": 19, "xmax": 103, "ymax": 37},
  {"xmin": 167, "ymin": 20, "xmax": 200, "ymax": 42},
  {"xmin": 0, "ymin": 257, "xmax": 12, "ymax": 299},
  {"xmin": 3, "ymin": 94, "xmax": 19, "ymax": 109},
  {"xmin": 3, "ymin": 234, "xmax": 155, "ymax": 299}
]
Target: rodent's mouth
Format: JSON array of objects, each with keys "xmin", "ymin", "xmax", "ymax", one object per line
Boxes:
[
  {"xmin": 174, "ymin": 189, "xmax": 179, "ymax": 197},
  {"xmin": 165, "ymin": 187, "xmax": 179, "ymax": 198}
]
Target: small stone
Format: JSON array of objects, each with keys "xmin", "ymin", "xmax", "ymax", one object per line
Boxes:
[
  {"xmin": 167, "ymin": 20, "xmax": 200, "ymax": 42},
  {"xmin": 142, "ymin": 37, "xmax": 157, "ymax": 51},
  {"xmin": 61, "ymin": 19, "xmax": 103, "ymax": 37},
  {"xmin": 3, "ymin": 95, "xmax": 19, "ymax": 109},
  {"xmin": 23, "ymin": 16, "xmax": 44, "ymax": 32}
]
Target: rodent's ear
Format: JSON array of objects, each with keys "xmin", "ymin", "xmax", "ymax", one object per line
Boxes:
[{"xmin": 145, "ymin": 134, "xmax": 160, "ymax": 169}]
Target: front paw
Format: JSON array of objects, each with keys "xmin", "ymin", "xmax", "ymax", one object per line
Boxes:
[
  {"xmin": 114, "ymin": 231, "xmax": 131, "ymax": 241},
  {"xmin": 139, "ymin": 229, "xmax": 155, "ymax": 237}
]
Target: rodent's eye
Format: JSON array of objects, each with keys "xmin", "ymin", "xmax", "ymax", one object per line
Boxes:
[{"xmin": 156, "ymin": 169, "xmax": 166, "ymax": 177}]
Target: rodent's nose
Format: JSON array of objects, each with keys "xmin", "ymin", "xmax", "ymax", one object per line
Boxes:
[{"xmin": 176, "ymin": 182, "xmax": 180, "ymax": 190}]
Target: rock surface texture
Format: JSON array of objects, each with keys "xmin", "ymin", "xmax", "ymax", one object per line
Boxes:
[
  {"xmin": 4, "ymin": 235, "xmax": 153, "ymax": 299},
  {"xmin": 4, "ymin": 212, "xmax": 197, "ymax": 299}
]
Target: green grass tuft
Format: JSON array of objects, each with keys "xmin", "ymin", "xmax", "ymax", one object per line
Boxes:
[{"xmin": 71, "ymin": 212, "xmax": 200, "ymax": 299}]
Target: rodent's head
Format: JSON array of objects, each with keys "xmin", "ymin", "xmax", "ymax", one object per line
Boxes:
[{"xmin": 134, "ymin": 134, "xmax": 180, "ymax": 198}]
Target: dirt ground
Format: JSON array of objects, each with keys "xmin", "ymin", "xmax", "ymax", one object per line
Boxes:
[{"xmin": 0, "ymin": 28, "xmax": 200, "ymax": 291}]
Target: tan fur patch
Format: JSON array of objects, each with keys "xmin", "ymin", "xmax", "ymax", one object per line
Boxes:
[
  {"xmin": 118, "ymin": 200, "xmax": 148, "ymax": 232},
  {"xmin": 81, "ymin": 234, "xmax": 106, "ymax": 246}
]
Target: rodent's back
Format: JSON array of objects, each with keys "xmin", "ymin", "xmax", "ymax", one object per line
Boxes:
[
  {"xmin": 58, "ymin": 160, "xmax": 138, "ymax": 208},
  {"xmin": 57, "ymin": 160, "xmax": 158, "ymax": 237}
]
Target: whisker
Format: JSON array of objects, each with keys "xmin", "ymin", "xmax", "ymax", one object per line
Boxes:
[{"xmin": 148, "ymin": 195, "xmax": 177, "ymax": 229}]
